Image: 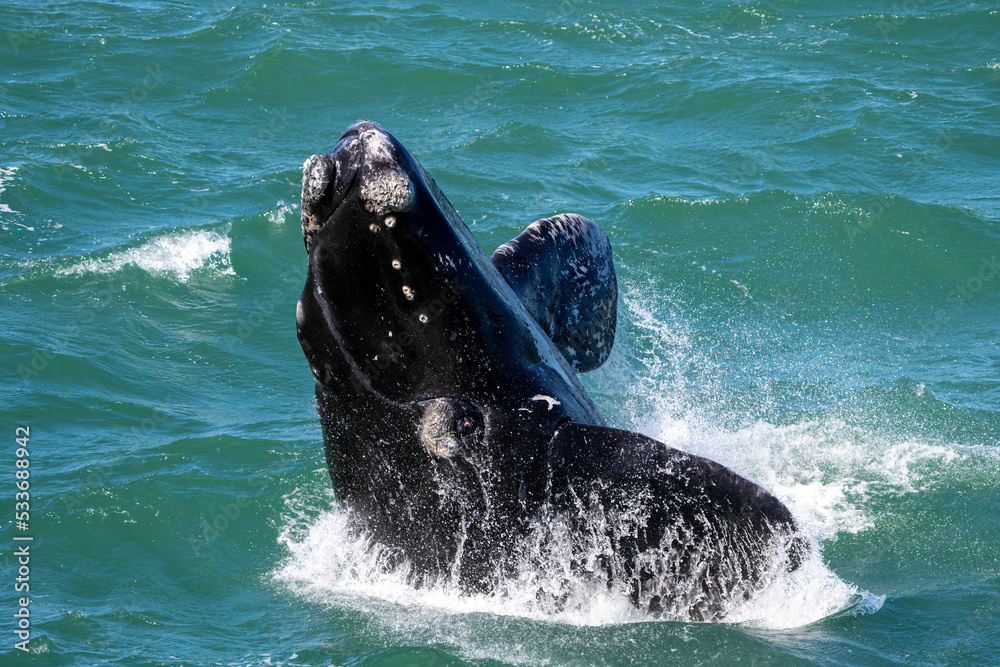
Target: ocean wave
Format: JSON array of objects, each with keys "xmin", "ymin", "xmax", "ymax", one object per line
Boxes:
[
  {"xmin": 58, "ymin": 228, "xmax": 235, "ymax": 283},
  {"xmin": 620, "ymin": 190, "xmax": 998, "ymax": 258},
  {"xmin": 266, "ymin": 200, "xmax": 297, "ymax": 225}
]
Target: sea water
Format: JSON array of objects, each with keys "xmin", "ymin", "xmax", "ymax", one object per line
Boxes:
[{"xmin": 2, "ymin": 1, "xmax": 998, "ymax": 665}]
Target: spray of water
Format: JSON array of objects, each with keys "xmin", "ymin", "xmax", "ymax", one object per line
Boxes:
[{"xmin": 274, "ymin": 277, "xmax": 899, "ymax": 643}]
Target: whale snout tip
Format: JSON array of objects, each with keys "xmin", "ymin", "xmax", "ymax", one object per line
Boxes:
[
  {"xmin": 300, "ymin": 121, "xmax": 417, "ymax": 248},
  {"xmin": 350, "ymin": 122, "xmax": 416, "ymax": 216}
]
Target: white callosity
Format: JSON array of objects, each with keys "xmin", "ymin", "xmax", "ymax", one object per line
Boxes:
[{"xmin": 357, "ymin": 125, "xmax": 416, "ymax": 215}]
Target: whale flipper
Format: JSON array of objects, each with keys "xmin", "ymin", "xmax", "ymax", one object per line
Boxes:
[
  {"xmin": 492, "ymin": 213, "xmax": 618, "ymax": 373},
  {"xmin": 546, "ymin": 421, "xmax": 805, "ymax": 620}
]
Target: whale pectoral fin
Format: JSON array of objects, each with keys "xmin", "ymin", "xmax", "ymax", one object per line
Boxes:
[
  {"xmin": 491, "ymin": 213, "xmax": 617, "ymax": 372},
  {"xmin": 546, "ymin": 422, "xmax": 805, "ymax": 566}
]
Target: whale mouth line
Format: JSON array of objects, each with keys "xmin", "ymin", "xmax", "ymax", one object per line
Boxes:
[
  {"xmin": 319, "ymin": 131, "xmax": 363, "ymax": 233},
  {"xmin": 315, "ymin": 184, "xmax": 354, "ymax": 239}
]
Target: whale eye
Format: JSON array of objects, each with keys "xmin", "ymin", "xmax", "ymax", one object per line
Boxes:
[{"xmin": 417, "ymin": 398, "xmax": 483, "ymax": 458}]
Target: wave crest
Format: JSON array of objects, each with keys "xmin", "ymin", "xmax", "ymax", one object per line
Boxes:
[{"xmin": 58, "ymin": 229, "xmax": 235, "ymax": 282}]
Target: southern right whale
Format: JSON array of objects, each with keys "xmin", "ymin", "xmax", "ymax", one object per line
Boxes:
[{"xmin": 295, "ymin": 120, "xmax": 806, "ymax": 621}]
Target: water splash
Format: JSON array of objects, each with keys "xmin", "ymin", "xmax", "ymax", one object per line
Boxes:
[
  {"xmin": 722, "ymin": 550, "xmax": 874, "ymax": 629},
  {"xmin": 271, "ymin": 284, "xmax": 890, "ymax": 634},
  {"xmin": 274, "ymin": 481, "xmax": 857, "ymax": 631},
  {"xmin": 266, "ymin": 200, "xmax": 296, "ymax": 225},
  {"xmin": 273, "ymin": 496, "xmax": 645, "ymax": 626}
]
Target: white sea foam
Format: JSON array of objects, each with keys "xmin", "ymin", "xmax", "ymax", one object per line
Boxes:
[
  {"xmin": 722, "ymin": 549, "xmax": 877, "ymax": 629},
  {"xmin": 273, "ymin": 281, "xmax": 912, "ymax": 640},
  {"xmin": 0, "ymin": 166, "xmax": 18, "ymax": 214},
  {"xmin": 642, "ymin": 415, "xmax": 876, "ymax": 540},
  {"xmin": 274, "ymin": 492, "xmax": 646, "ymax": 627},
  {"xmin": 59, "ymin": 229, "xmax": 235, "ymax": 282},
  {"xmin": 274, "ymin": 487, "xmax": 874, "ymax": 646},
  {"xmin": 273, "ymin": 408, "xmax": 880, "ymax": 631},
  {"xmin": 266, "ymin": 200, "xmax": 296, "ymax": 225}
]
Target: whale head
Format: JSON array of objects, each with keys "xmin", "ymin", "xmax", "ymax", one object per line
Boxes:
[{"xmin": 295, "ymin": 121, "xmax": 606, "ymax": 587}]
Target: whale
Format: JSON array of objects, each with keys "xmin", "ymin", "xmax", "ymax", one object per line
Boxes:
[{"xmin": 295, "ymin": 120, "xmax": 806, "ymax": 621}]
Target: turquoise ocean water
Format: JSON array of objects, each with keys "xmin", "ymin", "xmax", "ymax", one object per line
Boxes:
[{"xmin": 2, "ymin": 1, "xmax": 999, "ymax": 664}]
